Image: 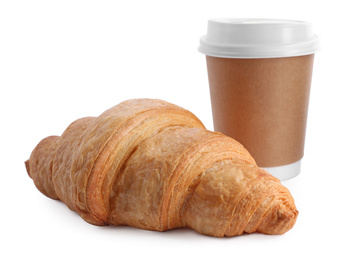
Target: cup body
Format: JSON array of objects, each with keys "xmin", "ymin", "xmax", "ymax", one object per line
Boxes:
[
  {"xmin": 206, "ymin": 54, "xmax": 314, "ymax": 178},
  {"xmin": 199, "ymin": 19, "xmax": 319, "ymax": 180}
]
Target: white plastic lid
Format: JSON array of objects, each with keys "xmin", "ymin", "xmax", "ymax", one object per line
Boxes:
[{"xmin": 198, "ymin": 18, "xmax": 320, "ymax": 58}]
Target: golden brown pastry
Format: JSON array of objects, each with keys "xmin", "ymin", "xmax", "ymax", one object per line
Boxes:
[{"xmin": 25, "ymin": 98, "xmax": 298, "ymax": 237}]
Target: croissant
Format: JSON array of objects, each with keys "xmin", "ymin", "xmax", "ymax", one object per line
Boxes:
[{"xmin": 25, "ymin": 99, "xmax": 298, "ymax": 237}]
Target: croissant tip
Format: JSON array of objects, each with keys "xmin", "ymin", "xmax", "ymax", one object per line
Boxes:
[
  {"xmin": 255, "ymin": 201, "xmax": 299, "ymax": 236},
  {"xmin": 25, "ymin": 159, "xmax": 31, "ymax": 178},
  {"xmin": 273, "ymin": 204, "xmax": 299, "ymax": 235}
]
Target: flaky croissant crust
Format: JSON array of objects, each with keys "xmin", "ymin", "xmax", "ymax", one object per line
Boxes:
[{"xmin": 25, "ymin": 99, "xmax": 298, "ymax": 237}]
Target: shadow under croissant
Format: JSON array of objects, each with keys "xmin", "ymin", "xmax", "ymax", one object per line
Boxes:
[
  {"xmin": 33, "ymin": 181, "xmax": 297, "ymax": 239},
  {"xmin": 43, "ymin": 199, "xmax": 295, "ymax": 239},
  {"xmin": 78, "ymin": 217, "xmax": 291, "ymax": 240},
  {"xmin": 25, "ymin": 98, "xmax": 298, "ymax": 238}
]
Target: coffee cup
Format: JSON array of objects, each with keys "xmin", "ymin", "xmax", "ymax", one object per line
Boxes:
[{"xmin": 199, "ymin": 19, "xmax": 320, "ymax": 180}]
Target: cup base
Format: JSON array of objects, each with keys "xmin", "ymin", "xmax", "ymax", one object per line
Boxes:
[{"xmin": 262, "ymin": 160, "xmax": 301, "ymax": 181}]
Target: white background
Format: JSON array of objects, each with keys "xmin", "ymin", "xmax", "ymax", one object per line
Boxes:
[{"xmin": 1, "ymin": 0, "xmax": 346, "ymax": 259}]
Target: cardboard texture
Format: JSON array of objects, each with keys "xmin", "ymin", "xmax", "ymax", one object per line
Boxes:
[{"xmin": 206, "ymin": 55, "xmax": 314, "ymax": 167}]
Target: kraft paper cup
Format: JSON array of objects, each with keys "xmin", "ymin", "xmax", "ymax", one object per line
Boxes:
[{"xmin": 198, "ymin": 18, "xmax": 320, "ymax": 180}]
